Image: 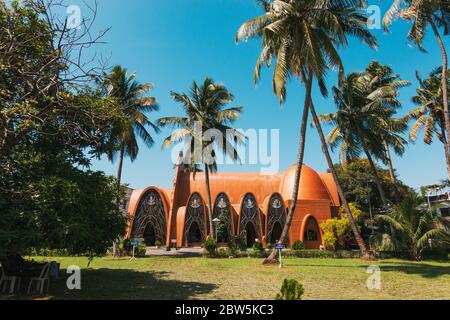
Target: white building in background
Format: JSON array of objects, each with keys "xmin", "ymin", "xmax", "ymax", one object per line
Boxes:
[{"xmin": 425, "ymin": 187, "xmax": 450, "ymax": 219}]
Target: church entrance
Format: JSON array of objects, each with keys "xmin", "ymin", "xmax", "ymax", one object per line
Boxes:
[
  {"xmin": 245, "ymin": 222, "xmax": 257, "ymax": 248},
  {"xmin": 143, "ymin": 223, "xmax": 156, "ymax": 246},
  {"xmin": 270, "ymin": 221, "xmax": 283, "ymax": 244},
  {"xmin": 187, "ymin": 222, "xmax": 202, "ymax": 246}
]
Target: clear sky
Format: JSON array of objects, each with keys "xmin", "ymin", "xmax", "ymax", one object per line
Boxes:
[{"xmin": 79, "ymin": 0, "xmax": 449, "ymax": 190}]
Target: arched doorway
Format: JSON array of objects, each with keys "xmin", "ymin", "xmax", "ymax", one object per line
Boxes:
[
  {"xmin": 131, "ymin": 189, "xmax": 167, "ymax": 246},
  {"xmin": 266, "ymin": 193, "xmax": 287, "ymax": 246},
  {"xmin": 245, "ymin": 222, "xmax": 257, "ymax": 247},
  {"xmin": 303, "ymin": 216, "xmax": 322, "ymax": 249},
  {"xmin": 183, "ymin": 193, "xmax": 206, "ymax": 247},
  {"xmin": 270, "ymin": 222, "xmax": 283, "ymax": 244},
  {"xmin": 213, "ymin": 193, "xmax": 233, "ymax": 243},
  {"xmin": 187, "ymin": 222, "xmax": 202, "ymax": 245},
  {"xmin": 239, "ymin": 193, "xmax": 261, "ymax": 245},
  {"xmin": 143, "ymin": 223, "xmax": 156, "ymax": 246}
]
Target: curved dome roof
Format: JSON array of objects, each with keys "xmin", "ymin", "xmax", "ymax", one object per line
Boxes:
[{"xmin": 279, "ymin": 165, "xmax": 331, "ymax": 201}]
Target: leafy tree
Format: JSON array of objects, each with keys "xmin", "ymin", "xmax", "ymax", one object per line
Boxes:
[
  {"xmin": 0, "ymin": 0, "xmax": 128, "ymax": 267},
  {"xmin": 158, "ymin": 78, "xmax": 244, "ymax": 238},
  {"xmin": 103, "ymin": 66, "xmax": 160, "ymax": 187},
  {"xmin": 0, "ymin": 0, "xmax": 118, "ymax": 160},
  {"xmin": 321, "ymin": 203, "xmax": 363, "ymax": 250},
  {"xmin": 376, "ymin": 193, "xmax": 450, "ymax": 260},
  {"xmin": 236, "ymin": 0, "xmax": 376, "ymax": 261},
  {"xmin": 0, "ymin": 136, "xmax": 127, "ymax": 267},
  {"xmin": 384, "ymin": 0, "xmax": 450, "ymax": 181},
  {"xmin": 407, "ymin": 68, "xmax": 450, "ymax": 178},
  {"xmin": 335, "ymin": 159, "xmax": 413, "ymax": 211}
]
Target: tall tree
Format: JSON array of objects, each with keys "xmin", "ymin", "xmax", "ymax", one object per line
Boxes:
[
  {"xmin": 407, "ymin": 68, "xmax": 450, "ymax": 175},
  {"xmin": 320, "ymin": 70, "xmax": 408, "ymax": 208},
  {"xmin": 364, "ymin": 61, "xmax": 410, "ymax": 185},
  {"xmin": 384, "ymin": 0, "xmax": 450, "ymax": 180},
  {"xmin": 158, "ymin": 78, "xmax": 244, "ymax": 239},
  {"xmin": 236, "ymin": 0, "xmax": 377, "ymax": 261},
  {"xmin": 103, "ymin": 66, "xmax": 160, "ymax": 187}
]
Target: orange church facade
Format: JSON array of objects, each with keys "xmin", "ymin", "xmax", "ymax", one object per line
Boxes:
[{"xmin": 126, "ymin": 160, "xmax": 340, "ymax": 249}]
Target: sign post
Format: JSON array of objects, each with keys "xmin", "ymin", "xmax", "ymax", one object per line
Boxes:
[
  {"xmin": 130, "ymin": 239, "xmax": 139, "ymax": 261},
  {"xmin": 275, "ymin": 243, "xmax": 286, "ymax": 268}
]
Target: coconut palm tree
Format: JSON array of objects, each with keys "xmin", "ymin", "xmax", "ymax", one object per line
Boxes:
[
  {"xmin": 407, "ymin": 68, "xmax": 450, "ymax": 177},
  {"xmin": 236, "ymin": 0, "xmax": 377, "ymax": 261},
  {"xmin": 376, "ymin": 193, "xmax": 450, "ymax": 260},
  {"xmin": 383, "ymin": 0, "xmax": 450, "ymax": 180},
  {"xmin": 364, "ymin": 61, "xmax": 410, "ymax": 185},
  {"xmin": 158, "ymin": 77, "xmax": 244, "ymax": 239},
  {"xmin": 320, "ymin": 70, "xmax": 408, "ymax": 208},
  {"xmin": 103, "ymin": 65, "xmax": 160, "ymax": 187}
]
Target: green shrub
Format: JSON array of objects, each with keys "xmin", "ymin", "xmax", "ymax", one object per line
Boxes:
[
  {"xmin": 252, "ymin": 241, "xmax": 264, "ymax": 252},
  {"xmin": 292, "ymin": 240, "xmax": 305, "ymax": 251},
  {"xmin": 266, "ymin": 243, "xmax": 272, "ymax": 250},
  {"xmin": 228, "ymin": 235, "xmax": 247, "ymax": 251},
  {"xmin": 155, "ymin": 240, "xmax": 162, "ymax": 248},
  {"xmin": 276, "ymin": 279, "xmax": 304, "ymax": 300},
  {"xmin": 135, "ymin": 243, "xmax": 147, "ymax": 257},
  {"xmin": 203, "ymin": 239, "xmax": 217, "ymax": 258}
]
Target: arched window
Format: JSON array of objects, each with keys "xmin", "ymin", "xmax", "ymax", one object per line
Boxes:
[
  {"xmin": 239, "ymin": 193, "xmax": 261, "ymax": 247},
  {"xmin": 266, "ymin": 194, "xmax": 287, "ymax": 245},
  {"xmin": 213, "ymin": 193, "xmax": 233, "ymax": 243},
  {"xmin": 131, "ymin": 189, "xmax": 167, "ymax": 246},
  {"xmin": 183, "ymin": 193, "xmax": 206, "ymax": 247}
]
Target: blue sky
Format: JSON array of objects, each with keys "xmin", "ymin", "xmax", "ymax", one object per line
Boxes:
[{"xmin": 79, "ymin": 0, "xmax": 449, "ymax": 190}]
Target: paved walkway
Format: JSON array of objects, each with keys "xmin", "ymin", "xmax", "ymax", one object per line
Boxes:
[{"xmin": 145, "ymin": 247, "xmax": 203, "ymax": 257}]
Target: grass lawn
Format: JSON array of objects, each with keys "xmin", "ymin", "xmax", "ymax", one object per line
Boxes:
[{"xmin": 3, "ymin": 256, "xmax": 450, "ymax": 300}]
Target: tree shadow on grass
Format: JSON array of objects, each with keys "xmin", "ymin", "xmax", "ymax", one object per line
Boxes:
[
  {"xmin": 284, "ymin": 260, "xmax": 450, "ymax": 279},
  {"xmin": 6, "ymin": 268, "xmax": 218, "ymax": 300},
  {"xmin": 378, "ymin": 261, "xmax": 450, "ymax": 279}
]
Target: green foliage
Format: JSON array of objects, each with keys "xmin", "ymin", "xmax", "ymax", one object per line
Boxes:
[
  {"xmin": 335, "ymin": 159, "xmax": 412, "ymax": 211},
  {"xmin": 0, "ymin": 0, "xmax": 128, "ymax": 263},
  {"xmin": 375, "ymin": 194, "xmax": 450, "ymax": 260},
  {"xmin": 216, "ymin": 209, "xmax": 230, "ymax": 243},
  {"xmin": 228, "ymin": 234, "xmax": 247, "ymax": 251},
  {"xmin": 292, "ymin": 240, "xmax": 305, "ymax": 251},
  {"xmin": 135, "ymin": 243, "xmax": 147, "ymax": 257},
  {"xmin": 320, "ymin": 203, "xmax": 363, "ymax": 250},
  {"xmin": 249, "ymin": 241, "xmax": 266, "ymax": 258},
  {"xmin": 203, "ymin": 239, "xmax": 217, "ymax": 258},
  {"xmin": 155, "ymin": 240, "xmax": 162, "ymax": 248},
  {"xmin": 276, "ymin": 279, "xmax": 304, "ymax": 300}
]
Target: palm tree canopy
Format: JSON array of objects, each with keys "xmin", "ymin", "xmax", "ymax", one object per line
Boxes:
[
  {"xmin": 319, "ymin": 63, "xmax": 409, "ymax": 165},
  {"xmin": 376, "ymin": 193, "xmax": 450, "ymax": 254},
  {"xmin": 236, "ymin": 0, "xmax": 377, "ymax": 103},
  {"xmin": 383, "ymin": 0, "xmax": 450, "ymax": 50},
  {"xmin": 407, "ymin": 68, "xmax": 450, "ymax": 144},
  {"xmin": 103, "ymin": 65, "xmax": 160, "ymax": 162},
  {"xmin": 158, "ymin": 77, "xmax": 245, "ymax": 172}
]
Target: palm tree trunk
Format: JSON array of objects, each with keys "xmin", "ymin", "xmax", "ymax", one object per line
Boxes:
[
  {"xmin": 383, "ymin": 140, "xmax": 397, "ymax": 185},
  {"xmin": 204, "ymin": 164, "xmax": 214, "ymax": 239},
  {"xmin": 440, "ymin": 126, "xmax": 450, "ymax": 181},
  {"xmin": 117, "ymin": 145, "xmax": 125, "ymax": 187},
  {"xmin": 264, "ymin": 72, "xmax": 313, "ymax": 264},
  {"xmin": 431, "ymin": 21, "xmax": 450, "ymax": 181},
  {"xmin": 362, "ymin": 147, "xmax": 388, "ymax": 208},
  {"xmin": 310, "ymin": 102, "xmax": 370, "ymax": 258},
  {"xmin": 362, "ymin": 145, "xmax": 398, "ymax": 250},
  {"xmin": 114, "ymin": 145, "xmax": 125, "ymax": 256}
]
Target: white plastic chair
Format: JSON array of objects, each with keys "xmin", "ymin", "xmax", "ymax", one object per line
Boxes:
[
  {"xmin": 0, "ymin": 265, "xmax": 20, "ymax": 294},
  {"xmin": 27, "ymin": 263, "xmax": 51, "ymax": 295}
]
